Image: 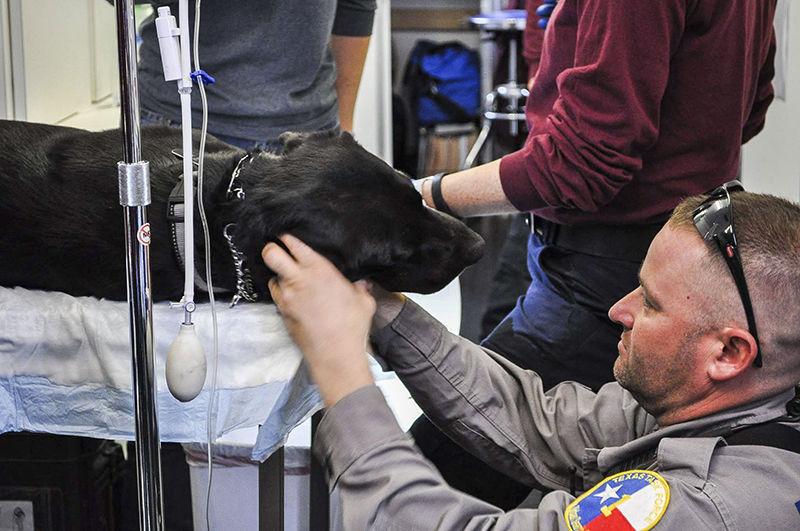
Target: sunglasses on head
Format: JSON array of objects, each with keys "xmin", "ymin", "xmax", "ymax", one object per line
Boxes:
[{"xmin": 692, "ymin": 180, "xmax": 762, "ymax": 368}]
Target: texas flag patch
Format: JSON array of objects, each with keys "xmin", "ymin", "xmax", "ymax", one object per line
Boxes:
[{"xmin": 564, "ymin": 469, "xmax": 670, "ymax": 530}]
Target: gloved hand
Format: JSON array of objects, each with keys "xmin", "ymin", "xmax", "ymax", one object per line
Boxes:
[
  {"xmin": 536, "ymin": 0, "xmax": 558, "ymax": 29},
  {"xmin": 412, "ymin": 176, "xmax": 429, "ymax": 194},
  {"xmin": 412, "ymin": 175, "xmax": 436, "ymax": 207}
]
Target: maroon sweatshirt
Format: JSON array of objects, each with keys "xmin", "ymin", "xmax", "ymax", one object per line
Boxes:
[
  {"xmin": 500, "ymin": 0, "xmax": 777, "ymax": 225},
  {"xmin": 523, "ymin": 0, "xmax": 546, "ymax": 80}
]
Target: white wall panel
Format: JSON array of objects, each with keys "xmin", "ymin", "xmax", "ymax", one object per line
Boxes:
[
  {"xmin": 11, "ymin": 0, "xmax": 93, "ymax": 123},
  {"xmin": 353, "ymin": 0, "xmax": 393, "ymax": 163},
  {"xmin": 91, "ymin": 0, "xmax": 118, "ymax": 103},
  {"xmin": 742, "ymin": 0, "xmax": 800, "ymax": 202}
]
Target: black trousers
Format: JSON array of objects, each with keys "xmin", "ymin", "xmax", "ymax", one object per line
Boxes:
[
  {"xmin": 479, "ymin": 214, "xmax": 532, "ymax": 339},
  {"xmin": 411, "ymin": 220, "xmax": 658, "ymax": 509}
]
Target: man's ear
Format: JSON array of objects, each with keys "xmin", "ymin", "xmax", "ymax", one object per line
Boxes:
[{"xmin": 706, "ymin": 327, "xmax": 759, "ymax": 382}]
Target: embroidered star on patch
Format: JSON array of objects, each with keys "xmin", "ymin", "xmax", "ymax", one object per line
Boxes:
[{"xmin": 594, "ymin": 483, "xmax": 622, "ymax": 504}]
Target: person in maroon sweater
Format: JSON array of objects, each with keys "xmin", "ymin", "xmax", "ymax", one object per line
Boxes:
[
  {"xmin": 421, "ymin": 0, "xmax": 776, "ymax": 223},
  {"xmin": 413, "ymin": 0, "xmax": 778, "ymax": 509}
]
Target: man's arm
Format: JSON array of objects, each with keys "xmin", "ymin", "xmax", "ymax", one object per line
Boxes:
[
  {"xmin": 261, "ymin": 235, "xmax": 649, "ymax": 485},
  {"xmin": 315, "ymin": 385, "xmax": 580, "ymax": 530},
  {"xmin": 419, "ymin": 159, "xmax": 519, "ymax": 218},
  {"xmin": 330, "ymin": 0, "xmax": 376, "ymax": 132},
  {"xmin": 262, "ymin": 236, "xmax": 653, "ymax": 529},
  {"xmin": 314, "ymin": 295, "xmax": 652, "ymax": 530},
  {"xmin": 370, "ymin": 293, "xmax": 652, "ymax": 489},
  {"xmin": 742, "ymin": 29, "xmax": 776, "ymax": 144},
  {"xmin": 331, "ymin": 36, "xmax": 370, "ymax": 132},
  {"xmin": 424, "ymin": 0, "xmax": 685, "ymax": 217},
  {"xmin": 412, "ymin": 0, "xmax": 541, "ymax": 217}
]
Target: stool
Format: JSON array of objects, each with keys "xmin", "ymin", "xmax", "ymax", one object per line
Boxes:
[
  {"xmin": 463, "ymin": 9, "xmax": 529, "ymax": 169},
  {"xmin": 417, "ymin": 123, "xmax": 478, "ymax": 178}
]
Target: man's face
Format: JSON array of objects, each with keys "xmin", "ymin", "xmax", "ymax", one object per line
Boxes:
[{"xmin": 608, "ymin": 226, "xmax": 712, "ymax": 415}]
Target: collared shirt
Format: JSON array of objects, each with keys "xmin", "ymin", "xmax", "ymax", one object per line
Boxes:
[{"xmin": 314, "ymin": 300, "xmax": 800, "ymax": 529}]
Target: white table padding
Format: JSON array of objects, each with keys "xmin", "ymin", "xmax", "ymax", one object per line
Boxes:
[
  {"xmin": 0, "ymin": 279, "xmax": 460, "ymax": 460},
  {"xmin": 0, "ymin": 285, "xmax": 307, "ymax": 455}
]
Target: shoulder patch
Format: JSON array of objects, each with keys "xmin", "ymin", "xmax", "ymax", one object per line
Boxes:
[{"xmin": 564, "ymin": 469, "xmax": 670, "ymax": 530}]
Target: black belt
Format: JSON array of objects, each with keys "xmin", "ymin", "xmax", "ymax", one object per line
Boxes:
[{"xmin": 529, "ymin": 215, "xmax": 665, "ymax": 262}]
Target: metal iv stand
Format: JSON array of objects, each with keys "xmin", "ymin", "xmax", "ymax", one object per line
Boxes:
[{"xmin": 114, "ymin": 0, "xmax": 165, "ymax": 529}]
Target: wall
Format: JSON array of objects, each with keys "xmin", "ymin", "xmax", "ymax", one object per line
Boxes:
[
  {"xmin": 353, "ymin": 0, "xmax": 394, "ymax": 163},
  {"xmin": 0, "ymin": 0, "xmax": 10, "ymax": 117},
  {"xmin": 742, "ymin": 0, "xmax": 800, "ymax": 202},
  {"xmin": 0, "ymin": 0, "xmax": 116, "ymax": 122},
  {"xmin": 90, "ymin": 0, "xmax": 119, "ymax": 104}
]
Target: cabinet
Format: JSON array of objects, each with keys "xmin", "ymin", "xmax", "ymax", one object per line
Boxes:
[{"xmin": 0, "ymin": 0, "xmax": 117, "ymax": 123}]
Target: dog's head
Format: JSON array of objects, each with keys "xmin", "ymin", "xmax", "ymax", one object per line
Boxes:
[{"xmin": 230, "ymin": 130, "xmax": 485, "ymax": 295}]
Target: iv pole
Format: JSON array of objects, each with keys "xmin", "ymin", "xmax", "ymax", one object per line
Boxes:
[{"xmin": 114, "ymin": 0, "xmax": 165, "ymax": 529}]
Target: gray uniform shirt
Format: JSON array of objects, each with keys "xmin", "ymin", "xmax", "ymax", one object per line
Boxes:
[
  {"xmin": 314, "ymin": 300, "xmax": 800, "ymax": 529},
  {"xmin": 138, "ymin": 0, "xmax": 376, "ymax": 142}
]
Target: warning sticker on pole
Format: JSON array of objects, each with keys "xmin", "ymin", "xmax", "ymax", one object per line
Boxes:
[{"xmin": 137, "ymin": 223, "xmax": 151, "ymax": 246}]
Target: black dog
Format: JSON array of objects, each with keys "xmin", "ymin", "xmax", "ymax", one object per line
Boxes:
[{"xmin": 0, "ymin": 120, "xmax": 484, "ymax": 303}]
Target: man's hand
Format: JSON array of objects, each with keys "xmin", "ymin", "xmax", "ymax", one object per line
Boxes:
[{"xmin": 262, "ymin": 235, "xmax": 375, "ymax": 407}]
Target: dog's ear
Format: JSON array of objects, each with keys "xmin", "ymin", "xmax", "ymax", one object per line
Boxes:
[{"xmin": 278, "ymin": 132, "xmax": 308, "ymax": 154}]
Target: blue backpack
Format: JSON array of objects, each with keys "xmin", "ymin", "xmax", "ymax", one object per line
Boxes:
[{"xmin": 404, "ymin": 40, "xmax": 481, "ymax": 126}]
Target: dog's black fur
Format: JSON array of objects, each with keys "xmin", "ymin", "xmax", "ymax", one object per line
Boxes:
[{"xmin": 0, "ymin": 120, "xmax": 484, "ymax": 302}]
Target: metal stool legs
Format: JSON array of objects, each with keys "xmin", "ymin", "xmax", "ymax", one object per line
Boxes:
[
  {"xmin": 462, "ymin": 84, "xmax": 528, "ymax": 169},
  {"xmin": 464, "ymin": 11, "xmax": 530, "ymax": 169},
  {"xmin": 463, "ymin": 116, "xmax": 493, "ymax": 170}
]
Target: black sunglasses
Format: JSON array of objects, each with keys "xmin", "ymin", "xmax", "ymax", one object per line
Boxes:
[{"xmin": 692, "ymin": 180, "xmax": 762, "ymax": 367}]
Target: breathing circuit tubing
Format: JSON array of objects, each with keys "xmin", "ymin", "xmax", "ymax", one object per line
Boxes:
[{"xmin": 156, "ymin": 0, "xmax": 220, "ymax": 527}]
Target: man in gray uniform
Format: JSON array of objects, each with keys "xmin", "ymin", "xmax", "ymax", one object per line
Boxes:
[{"xmin": 263, "ymin": 186, "xmax": 800, "ymax": 529}]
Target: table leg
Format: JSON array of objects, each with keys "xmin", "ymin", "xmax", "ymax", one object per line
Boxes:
[
  {"xmin": 259, "ymin": 446, "xmax": 284, "ymax": 531},
  {"xmin": 309, "ymin": 411, "xmax": 329, "ymax": 531}
]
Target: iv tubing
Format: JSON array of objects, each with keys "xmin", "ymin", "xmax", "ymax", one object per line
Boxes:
[
  {"xmin": 179, "ymin": 0, "xmax": 195, "ymax": 319},
  {"xmin": 187, "ymin": 0, "xmax": 221, "ymax": 526}
]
